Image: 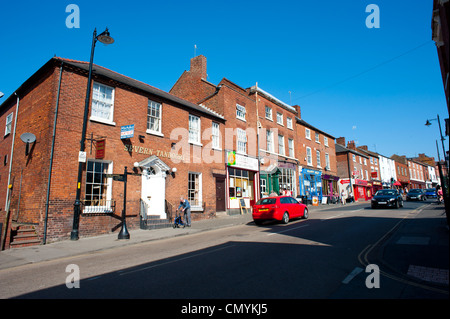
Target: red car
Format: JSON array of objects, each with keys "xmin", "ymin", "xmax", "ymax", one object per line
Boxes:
[{"xmin": 252, "ymin": 196, "xmax": 308, "ymax": 225}]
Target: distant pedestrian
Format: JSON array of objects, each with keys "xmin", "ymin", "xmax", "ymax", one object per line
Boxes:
[
  {"xmin": 178, "ymin": 195, "xmax": 191, "ymax": 227},
  {"xmin": 341, "ymin": 190, "xmax": 346, "ymax": 205}
]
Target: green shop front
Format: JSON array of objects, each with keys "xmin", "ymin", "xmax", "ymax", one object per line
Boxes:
[{"xmin": 260, "ymin": 161, "xmax": 297, "ymax": 197}]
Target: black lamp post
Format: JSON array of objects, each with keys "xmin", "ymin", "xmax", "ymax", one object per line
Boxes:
[
  {"xmin": 71, "ymin": 28, "xmax": 114, "ymax": 241},
  {"xmin": 425, "ymin": 114, "xmax": 448, "ymax": 170}
]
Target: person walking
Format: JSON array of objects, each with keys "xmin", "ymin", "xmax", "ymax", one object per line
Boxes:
[
  {"xmin": 178, "ymin": 195, "xmax": 191, "ymax": 227},
  {"xmin": 341, "ymin": 190, "xmax": 346, "ymax": 205}
]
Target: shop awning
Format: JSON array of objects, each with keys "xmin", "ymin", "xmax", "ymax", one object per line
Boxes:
[{"xmin": 393, "ymin": 181, "xmax": 402, "ymax": 186}]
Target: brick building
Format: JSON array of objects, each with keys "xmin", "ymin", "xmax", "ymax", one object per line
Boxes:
[
  {"xmin": 171, "ymin": 55, "xmax": 338, "ymax": 208},
  {"xmin": 0, "ymin": 57, "xmax": 225, "ymax": 248},
  {"xmin": 390, "ymin": 154, "xmax": 411, "ymax": 191},
  {"xmin": 335, "ymin": 138, "xmax": 372, "ymax": 201},
  {"xmin": 356, "ymin": 145, "xmax": 383, "ymax": 194}
]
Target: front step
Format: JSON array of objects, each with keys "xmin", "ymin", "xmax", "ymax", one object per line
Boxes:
[
  {"xmin": 10, "ymin": 224, "xmax": 41, "ymax": 248},
  {"xmin": 140, "ymin": 215, "xmax": 173, "ymax": 230}
]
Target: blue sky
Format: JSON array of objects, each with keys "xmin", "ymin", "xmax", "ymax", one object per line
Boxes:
[{"xmin": 0, "ymin": 0, "xmax": 447, "ymax": 160}]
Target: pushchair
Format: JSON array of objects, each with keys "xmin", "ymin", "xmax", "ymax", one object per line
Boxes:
[{"xmin": 173, "ymin": 210, "xmax": 185, "ymax": 228}]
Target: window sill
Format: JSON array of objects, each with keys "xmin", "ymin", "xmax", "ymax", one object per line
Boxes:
[
  {"xmin": 146, "ymin": 129, "xmax": 164, "ymax": 137},
  {"xmin": 189, "ymin": 141, "xmax": 203, "ymax": 147},
  {"xmin": 89, "ymin": 117, "xmax": 116, "ymax": 126}
]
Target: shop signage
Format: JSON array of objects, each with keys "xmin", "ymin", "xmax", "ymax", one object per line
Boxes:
[
  {"xmin": 123, "ymin": 144, "xmax": 185, "ymax": 161},
  {"xmin": 302, "ymin": 168, "xmax": 322, "ymax": 176},
  {"xmin": 121, "ymin": 125, "xmax": 134, "ymax": 139},
  {"xmin": 227, "ymin": 151, "xmax": 259, "ymax": 171},
  {"xmin": 355, "ymin": 179, "xmax": 368, "ymax": 186},
  {"xmin": 96, "ymin": 139, "xmax": 106, "ymax": 159}
]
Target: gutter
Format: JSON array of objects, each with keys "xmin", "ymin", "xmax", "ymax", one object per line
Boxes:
[{"xmin": 43, "ymin": 62, "xmax": 64, "ymax": 245}]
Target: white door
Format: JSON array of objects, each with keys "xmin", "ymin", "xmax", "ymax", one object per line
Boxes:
[{"xmin": 141, "ymin": 166, "xmax": 167, "ymax": 219}]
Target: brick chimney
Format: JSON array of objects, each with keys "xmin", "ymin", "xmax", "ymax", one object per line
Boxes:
[
  {"xmin": 347, "ymin": 140, "xmax": 356, "ymax": 150},
  {"xmin": 336, "ymin": 137, "xmax": 346, "ymax": 146},
  {"xmin": 293, "ymin": 105, "xmax": 301, "ymax": 118},
  {"xmin": 359, "ymin": 145, "xmax": 368, "ymax": 151},
  {"xmin": 190, "ymin": 55, "xmax": 207, "ymax": 79}
]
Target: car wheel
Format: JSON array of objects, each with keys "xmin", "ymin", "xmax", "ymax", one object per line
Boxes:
[
  {"xmin": 371, "ymin": 204, "xmax": 376, "ymax": 209},
  {"xmin": 303, "ymin": 207, "xmax": 309, "ymax": 219},
  {"xmin": 281, "ymin": 212, "xmax": 289, "ymax": 224}
]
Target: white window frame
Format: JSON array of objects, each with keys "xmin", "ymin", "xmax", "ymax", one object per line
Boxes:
[
  {"xmin": 278, "ymin": 134, "xmax": 285, "ymax": 156},
  {"xmin": 83, "ymin": 159, "xmax": 113, "ymax": 214},
  {"xmin": 265, "ymin": 106, "xmax": 272, "ymax": 120},
  {"xmin": 325, "ymin": 153, "xmax": 330, "ymax": 170},
  {"xmin": 276, "ymin": 112, "xmax": 283, "ymax": 126},
  {"xmin": 212, "ymin": 122, "xmax": 220, "ymax": 149},
  {"xmin": 352, "ymin": 154, "xmax": 356, "ymax": 162},
  {"xmin": 306, "ymin": 147, "xmax": 312, "ymax": 166},
  {"xmin": 305, "ymin": 128, "xmax": 311, "ymax": 140},
  {"xmin": 90, "ymin": 82, "xmax": 116, "ymax": 125},
  {"xmin": 266, "ymin": 129, "xmax": 274, "ymax": 153},
  {"xmin": 315, "ymin": 132, "xmax": 320, "ymax": 143},
  {"xmin": 260, "ymin": 178, "xmax": 267, "ymax": 194},
  {"xmin": 188, "ymin": 172, "xmax": 202, "ymax": 211},
  {"xmin": 237, "ymin": 128, "xmax": 247, "ymax": 154},
  {"xmin": 189, "ymin": 114, "xmax": 201, "ymax": 145},
  {"xmin": 286, "ymin": 117, "xmax": 293, "ymax": 129},
  {"xmin": 147, "ymin": 100, "xmax": 163, "ymax": 136},
  {"xmin": 316, "ymin": 150, "xmax": 321, "ymax": 167},
  {"xmin": 324, "ymin": 136, "xmax": 328, "ymax": 147},
  {"xmin": 288, "ymin": 138, "xmax": 294, "ymax": 158},
  {"xmin": 4, "ymin": 113, "xmax": 13, "ymax": 136},
  {"xmin": 236, "ymin": 104, "xmax": 246, "ymax": 121}
]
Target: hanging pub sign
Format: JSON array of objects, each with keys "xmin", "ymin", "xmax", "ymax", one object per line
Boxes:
[
  {"xmin": 121, "ymin": 125, "xmax": 134, "ymax": 139},
  {"xmin": 96, "ymin": 139, "xmax": 106, "ymax": 159}
]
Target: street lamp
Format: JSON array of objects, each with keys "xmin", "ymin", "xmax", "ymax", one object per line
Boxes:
[
  {"xmin": 71, "ymin": 28, "xmax": 114, "ymax": 241},
  {"xmin": 0, "ymin": 92, "xmax": 4, "ymax": 98},
  {"xmin": 425, "ymin": 114, "xmax": 448, "ymax": 170}
]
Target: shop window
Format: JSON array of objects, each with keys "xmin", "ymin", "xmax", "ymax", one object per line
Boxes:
[
  {"xmin": 91, "ymin": 82, "xmax": 115, "ymax": 125},
  {"xmin": 147, "ymin": 100, "xmax": 162, "ymax": 135},
  {"xmin": 278, "ymin": 168, "xmax": 296, "ymax": 197},
  {"xmin": 229, "ymin": 168, "xmax": 251, "ymax": 198},
  {"xmin": 84, "ymin": 159, "xmax": 113, "ymax": 213},
  {"xmin": 188, "ymin": 172, "xmax": 202, "ymax": 208},
  {"xmin": 260, "ymin": 178, "xmax": 267, "ymax": 195}
]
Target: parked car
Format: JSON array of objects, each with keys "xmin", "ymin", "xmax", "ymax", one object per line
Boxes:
[
  {"xmin": 371, "ymin": 189, "xmax": 403, "ymax": 209},
  {"xmin": 252, "ymin": 196, "xmax": 308, "ymax": 225},
  {"xmin": 425, "ymin": 188, "xmax": 437, "ymax": 199},
  {"xmin": 406, "ymin": 189, "xmax": 426, "ymax": 201}
]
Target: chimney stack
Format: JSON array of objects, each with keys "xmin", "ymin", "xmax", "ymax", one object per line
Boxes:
[
  {"xmin": 336, "ymin": 137, "xmax": 346, "ymax": 146},
  {"xmin": 347, "ymin": 140, "xmax": 356, "ymax": 150},
  {"xmin": 293, "ymin": 105, "xmax": 301, "ymax": 118},
  {"xmin": 190, "ymin": 55, "xmax": 207, "ymax": 79}
]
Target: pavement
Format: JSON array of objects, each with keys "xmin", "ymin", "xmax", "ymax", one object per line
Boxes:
[{"xmin": 0, "ymin": 201, "xmax": 448, "ymax": 293}]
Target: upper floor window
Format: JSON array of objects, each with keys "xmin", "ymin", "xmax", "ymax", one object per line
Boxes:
[
  {"xmin": 147, "ymin": 100, "xmax": 162, "ymax": 134},
  {"xmin": 276, "ymin": 112, "xmax": 283, "ymax": 125},
  {"xmin": 278, "ymin": 135, "xmax": 285, "ymax": 155},
  {"xmin": 306, "ymin": 147, "xmax": 312, "ymax": 166},
  {"xmin": 91, "ymin": 82, "xmax": 115, "ymax": 124},
  {"xmin": 266, "ymin": 130, "xmax": 274, "ymax": 153},
  {"xmin": 236, "ymin": 104, "xmax": 246, "ymax": 121},
  {"xmin": 324, "ymin": 136, "xmax": 328, "ymax": 147},
  {"xmin": 4, "ymin": 113, "xmax": 13, "ymax": 136},
  {"xmin": 212, "ymin": 122, "xmax": 220, "ymax": 149},
  {"xmin": 288, "ymin": 138, "xmax": 294, "ymax": 157},
  {"xmin": 315, "ymin": 132, "xmax": 320, "ymax": 143},
  {"xmin": 286, "ymin": 117, "xmax": 293, "ymax": 129},
  {"xmin": 237, "ymin": 128, "xmax": 247, "ymax": 154},
  {"xmin": 265, "ymin": 106, "xmax": 272, "ymax": 120},
  {"xmin": 305, "ymin": 128, "xmax": 311, "ymax": 140},
  {"xmin": 189, "ymin": 114, "xmax": 201, "ymax": 144}
]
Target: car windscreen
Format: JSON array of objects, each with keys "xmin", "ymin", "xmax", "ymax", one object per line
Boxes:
[
  {"xmin": 255, "ymin": 198, "xmax": 277, "ymax": 205},
  {"xmin": 376, "ymin": 190, "xmax": 396, "ymax": 196},
  {"xmin": 409, "ymin": 189, "xmax": 422, "ymax": 193}
]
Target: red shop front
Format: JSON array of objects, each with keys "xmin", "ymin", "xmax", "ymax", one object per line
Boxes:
[{"xmin": 354, "ymin": 179, "xmax": 370, "ymax": 201}]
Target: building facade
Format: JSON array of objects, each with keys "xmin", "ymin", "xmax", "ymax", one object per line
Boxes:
[{"xmin": 0, "ymin": 57, "xmax": 226, "ymax": 248}]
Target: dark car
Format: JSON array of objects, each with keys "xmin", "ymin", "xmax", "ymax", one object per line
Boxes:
[
  {"xmin": 425, "ymin": 188, "xmax": 437, "ymax": 199},
  {"xmin": 371, "ymin": 189, "xmax": 403, "ymax": 209},
  {"xmin": 406, "ymin": 189, "xmax": 426, "ymax": 201}
]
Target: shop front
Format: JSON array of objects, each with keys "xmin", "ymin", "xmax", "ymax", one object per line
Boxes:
[
  {"xmin": 322, "ymin": 174, "xmax": 339, "ymax": 203},
  {"xmin": 299, "ymin": 168, "xmax": 322, "ymax": 204},
  {"xmin": 226, "ymin": 151, "xmax": 259, "ymax": 215},
  {"xmin": 353, "ymin": 179, "xmax": 370, "ymax": 201}
]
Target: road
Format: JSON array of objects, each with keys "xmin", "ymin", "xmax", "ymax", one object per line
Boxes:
[{"xmin": 0, "ymin": 200, "xmax": 447, "ymax": 303}]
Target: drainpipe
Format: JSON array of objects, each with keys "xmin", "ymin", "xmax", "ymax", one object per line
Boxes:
[
  {"xmin": 1, "ymin": 93, "xmax": 20, "ymax": 250},
  {"xmin": 43, "ymin": 62, "xmax": 64, "ymax": 245}
]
